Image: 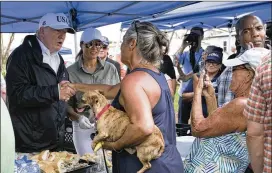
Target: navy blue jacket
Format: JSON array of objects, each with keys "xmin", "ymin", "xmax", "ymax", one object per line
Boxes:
[{"xmin": 6, "ymin": 35, "xmax": 69, "ymax": 152}]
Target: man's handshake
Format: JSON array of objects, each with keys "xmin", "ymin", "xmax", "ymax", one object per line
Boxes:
[{"xmin": 59, "ymin": 81, "xmax": 76, "ymax": 102}]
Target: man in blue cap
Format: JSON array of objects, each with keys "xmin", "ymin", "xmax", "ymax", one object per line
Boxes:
[{"xmin": 99, "ymin": 36, "xmax": 121, "ymax": 80}]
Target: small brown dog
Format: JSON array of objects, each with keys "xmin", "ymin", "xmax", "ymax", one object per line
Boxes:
[{"xmin": 78, "ymin": 90, "xmax": 165, "ymax": 173}]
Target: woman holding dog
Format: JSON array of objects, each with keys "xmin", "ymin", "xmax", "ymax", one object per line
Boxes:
[
  {"xmin": 70, "ymin": 21, "xmax": 184, "ymax": 173},
  {"xmin": 66, "ymin": 27, "xmax": 120, "ymax": 156}
]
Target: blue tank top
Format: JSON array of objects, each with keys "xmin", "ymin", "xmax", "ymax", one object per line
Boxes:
[{"xmin": 111, "ymin": 68, "xmax": 184, "ymax": 173}]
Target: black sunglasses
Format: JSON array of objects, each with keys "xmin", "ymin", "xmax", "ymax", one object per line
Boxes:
[
  {"xmin": 84, "ymin": 40, "xmax": 102, "ymax": 49},
  {"xmin": 102, "ymin": 45, "xmax": 108, "ymax": 49},
  {"xmin": 205, "ymin": 60, "xmax": 220, "ymax": 66}
]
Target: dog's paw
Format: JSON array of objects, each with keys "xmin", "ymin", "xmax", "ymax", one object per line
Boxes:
[
  {"xmin": 91, "ymin": 142, "xmax": 97, "ymax": 150},
  {"xmin": 94, "ymin": 142, "xmax": 104, "ymax": 152}
]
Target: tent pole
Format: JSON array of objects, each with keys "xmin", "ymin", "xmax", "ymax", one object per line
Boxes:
[
  {"xmin": 169, "ymin": 30, "xmax": 175, "ymax": 44},
  {"xmin": 74, "ymin": 32, "xmax": 78, "ymax": 58},
  {"xmin": 114, "ymin": 27, "xmax": 123, "ymax": 59},
  {"xmin": 228, "ymin": 27, "xmax": 232, "ymax": 55}
]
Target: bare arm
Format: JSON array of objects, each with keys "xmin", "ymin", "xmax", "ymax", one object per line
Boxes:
[
  {"xmin": 191, "ymin": 98, "xmax": 247, "ymax": 137},
  {"xmin": 182, "ymin": 92, "xmax": 194, "ymax": 102},
  {"xmin": 177, "ymin": 67, "xmax": 194, "ymax": 82},
  {"xmin": 191, "ymin": 74, "xmax": 247, "ymax": 137},
  {"xmin": 204, "ymin": 95, "xmax": 218, "ymax": 115},
  {"xmin": 111, "ymin": 73, "xmax": 155, "ymax": 150},
  {"xmin": 202, "ymin": 79, "xmax": 218, "ymax": 114},
  {"xmin": 71, "ymin": 83, "xmax": 120, "ymax": 100},
  {"xmin": 246, "ymin": 120, "xmax": 264, "ymax": 173},
  {"xmin": 175, "ymin": 41, "xmax": 193, "ymax": 82}
]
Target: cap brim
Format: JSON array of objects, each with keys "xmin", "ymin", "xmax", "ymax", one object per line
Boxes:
[
  {"xmin": 223, "ymin": 58, "xmax": 246, "ymax": 67},
  {"xmin": 206, "ymin": 56, "xmax": 222, "ymax": 64},
  {"xmin": 50, "ymin": 25, "xmax": 75, "ymax": 34},
  {"xmin": 102, "ymin": 42, "xmax": 109, "ymax": 46},
  {"xmin": 81, "ymin": 38, "xmax": 102, "ymax": 43}
]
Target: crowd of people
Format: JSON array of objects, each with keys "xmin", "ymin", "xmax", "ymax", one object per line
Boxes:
[{"xmin": 1, "ymin": 12, "xmax": 271, "ymax": 173}]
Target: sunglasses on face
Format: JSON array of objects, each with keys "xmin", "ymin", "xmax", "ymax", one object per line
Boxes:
[
  {"xmin": 102, "ymin": 45, "xmax": 108, "ymax": 49},
  {"xmin": 84, "ymin": 41, "xmax": 102, "ymax": 49},
  {"xmin": 205, "ymin": 60, "xmax": 220, "ymax": 66}
]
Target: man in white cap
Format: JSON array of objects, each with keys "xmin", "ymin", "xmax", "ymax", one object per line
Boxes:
[
  {"xmin": 6, "ymin": 13, "xmax": 76, "ymax": 153},
  {"xmin": 223, "ymin": 47, "xmax": 270, "ymax": 70}
]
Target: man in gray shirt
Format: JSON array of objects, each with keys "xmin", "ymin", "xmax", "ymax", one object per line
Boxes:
[{"xmin": 99, "ymin": 36, "xmax": 121, "ymax": 80}]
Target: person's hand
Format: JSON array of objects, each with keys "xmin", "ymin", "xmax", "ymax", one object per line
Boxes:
[
  {"xmin": 245, "ymin": 42, "xmax": 254, "ymax": 50},
  {"xmin": 174, "ymin": 56, "xmax": 179, "ymax": 67},
  {"xmin": 202, "ymin": 75, "xmax": 215, "ymax": 97},
  {"xmin": 267, "ymin": 43, "xmax": 271, "ymax": 50},
  {"xmin": 60, "ymin": 81, "xmax": 77, "ymax": 90},
  {"xmin": 60, "ymin": 80, "xmax": 70, "ymax": 86},
  {"xmin": 67, "ymin": 83, "xmax": 76, "ymax": 90},
  {"xmin": 182, "ymin": 35, "xmax": 191, "ymax": 49},
  {"xmin": 59, "ymin": 81, "xmax": 76, "ymax": 102},
  {"xmin": 91, "ymin": 140, "xmax": 120, "ymax": 152},
  {"xmin": 77, "ymin": 115, "xmax": 94, "ymax": 129},
  {"xmin": 193, "ymin": 72, "xmax": 204, "ymax": 94}
]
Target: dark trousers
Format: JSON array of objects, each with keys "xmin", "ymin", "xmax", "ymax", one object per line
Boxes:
[
  {"xmin": 178, "ymin": 96, "xmax": 192, "ymax": 124},
  {"xmin": 244, "ymin": 165, "xmax": 254, "ymax": 173}
]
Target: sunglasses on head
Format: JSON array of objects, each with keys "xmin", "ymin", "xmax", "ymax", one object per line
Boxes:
[
  {"xmin": 84, "ymin": 40, "xmax": 102, "ymax": 49},
  {"xmin": 131, "ymin": 20, "xmax": 140, "ymax": 45}
]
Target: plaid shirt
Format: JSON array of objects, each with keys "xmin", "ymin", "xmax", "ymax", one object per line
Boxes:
[
  {"xmin": 216, "ymin": 66, "xmax": 234, "ymax": 107},
  {"xmin": 244, "ymin": 53, "xmax": 272, "ymax": 173}
]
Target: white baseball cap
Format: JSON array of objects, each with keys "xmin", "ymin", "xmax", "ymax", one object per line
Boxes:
[
  {"xmin": 223, "ymin": 47, "xmax": 270, "ymax": 70},
  {"xmin": 80, "ymin": 28, "xmax": 102, "ymax": 43},
  {"xmin": 38, "ymin": 13, "xmax": 75, "ymax": 34}
]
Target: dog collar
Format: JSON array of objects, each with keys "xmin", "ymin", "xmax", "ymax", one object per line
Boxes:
[{"xmin": 96, "ymin": 104, "xmax": 111, "ymax": 120}]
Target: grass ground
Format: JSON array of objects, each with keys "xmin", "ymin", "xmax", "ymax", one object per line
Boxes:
[{"xmin": 174, "ymin": 87, "xmax": 179, "ymax": 114}]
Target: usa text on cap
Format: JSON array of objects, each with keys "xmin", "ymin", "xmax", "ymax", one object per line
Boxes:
[{"xmin": 38, "ymin": 13, "xmax": 75, "ymax": 34}]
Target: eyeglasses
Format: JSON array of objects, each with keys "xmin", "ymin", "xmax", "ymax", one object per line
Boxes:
[
  {"xmin": 84, "ymin": 41, "xmax": 102, "ymax": 49},
  {"xmin": 205, "ymin": 60, "xmax": 220, "ymax": 66},
  {"xmin": 131, "ymin": 20, "xmax": 140, "ymax": 45},
  {"xmin": 102, "ymin": 45, "xmax": 108, "ymax": 49}
]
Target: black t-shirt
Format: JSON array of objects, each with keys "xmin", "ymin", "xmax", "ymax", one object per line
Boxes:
[{"xmin": 160, "ymin": 55, "xmax": 176, "ymax": 79}]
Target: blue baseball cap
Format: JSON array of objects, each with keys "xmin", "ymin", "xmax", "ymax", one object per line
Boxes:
[
  {"xmin": 206, "ymin": 51, "xmax": 223, "ymax": 64},
  {"xmin": 101, "ymin": 36, "xmax": 110, "ymax": 46}
]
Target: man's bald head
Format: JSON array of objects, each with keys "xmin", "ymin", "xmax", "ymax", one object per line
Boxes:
[
  {"xmin": 235, "ymin": 15, "xmax": 266, "ymax": 49},
  {"xmin": 235, "ymin": 15, "xmax": 263, "ymax": 35}
]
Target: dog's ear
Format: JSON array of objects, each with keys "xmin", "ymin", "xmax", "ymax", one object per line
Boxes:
[
  {"xmin": 98, "ymin": 90, "xmax": 105, "ymax": 96},
  {"xmin": 77, "ymin": 91, "xmax": 85, "ymax": 98}
]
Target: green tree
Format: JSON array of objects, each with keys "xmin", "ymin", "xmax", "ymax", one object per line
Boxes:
[{"xmin": 1, "ymin": 33, "xmax": 15, "ymax": 77}]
